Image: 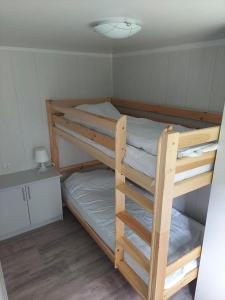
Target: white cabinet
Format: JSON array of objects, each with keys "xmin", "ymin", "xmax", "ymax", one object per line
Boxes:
[
  {"xmin": 28, "ymin": 179, "xmax": 62, "ymax": 226},
  {"xmin": 0, "ymin": 168, "xmax": 62, "ymax": 241},
  {"xmin": 0, "ymin": 186, "xmax": 30, "ymax": 238}
]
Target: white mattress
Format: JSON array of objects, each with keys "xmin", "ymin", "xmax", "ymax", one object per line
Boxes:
[
  {"xmin": 63, "ymin": 169, "xmax": 204, "ymax": 289},
  {"xmin": 56, "ymin": 123, "xmax": 213, "ymax": 182},
  {"xmin": 67, "ymin": 102, "xmax": 218, "ymax": 157}
]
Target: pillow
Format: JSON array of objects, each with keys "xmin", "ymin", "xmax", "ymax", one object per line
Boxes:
[
  {"xmin": 63, "ymin": 169, "xmax": 115, "ymax": 195},
  {"xmin": 75, "ymin": 102, "xmax": 121, "ymax": 120}
]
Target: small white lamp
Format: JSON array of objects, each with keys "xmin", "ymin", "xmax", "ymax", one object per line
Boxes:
[{"xmin": 34, "ymin": 147, "xmax": 49, "ymax": 172}]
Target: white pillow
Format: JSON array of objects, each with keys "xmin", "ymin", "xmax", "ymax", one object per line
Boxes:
[
  {"xmin": 64, "ymin": 169, "xmax": 115, "ymax": 195},
  {"xmin": 76, "ymin": 102, "xmax": 121, "ymax": 120}
]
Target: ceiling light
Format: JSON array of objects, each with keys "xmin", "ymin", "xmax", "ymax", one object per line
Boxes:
[{"xmin": 93, "ymin": 18, "xmax": 141, "ymax": 39}]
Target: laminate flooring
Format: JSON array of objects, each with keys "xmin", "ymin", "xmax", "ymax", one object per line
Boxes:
[{"xmin": 0, "ymin": 208, "xmax": 194, "ymax": 300}]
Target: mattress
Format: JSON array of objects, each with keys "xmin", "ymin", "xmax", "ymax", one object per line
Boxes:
[
  {"xmin": 63, "ymin": 169, "xmax": 204, "ymax": 289},
  {"xmin": 66, "ymin": 101, "xmax": 218, "ymax": 157},
  {"xmin": 56, "ymin": 123, "xmax": 213, "ymax": 182}
]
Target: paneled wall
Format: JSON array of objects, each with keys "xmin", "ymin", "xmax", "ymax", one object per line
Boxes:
[
  {"xmin": 0, "ymin": 48, "xmax": 112, "ymax": 175},
  {"xmin": 113, "ymin": 44, "xmax": 225, "ymax": 113}
]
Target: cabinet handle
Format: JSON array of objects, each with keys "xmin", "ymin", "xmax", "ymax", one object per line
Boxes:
[
  {"xmin": 22, "ymin": 187, "xmax": 26, "ymax": 201},
  {"xmin": 27, "ymin": 186, "xmax": 31, "ymax": 200}
]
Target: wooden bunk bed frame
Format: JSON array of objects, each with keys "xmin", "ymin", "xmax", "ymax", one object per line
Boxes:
[{"xmin": 46, "ymin": 97, "xmax": 222, "ymax": 300}]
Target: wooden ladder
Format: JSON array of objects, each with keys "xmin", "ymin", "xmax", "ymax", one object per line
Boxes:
[
  {"xmin": 115, "ymin": 183, "xmax": 153, "ymax": 299},
  {"xmin": 114, "ymin": 116, "xmax": 153, "ymax": 299},
  {"xmin": 115, "ymin": 117, "xmax": 179, "ymax": 300}
]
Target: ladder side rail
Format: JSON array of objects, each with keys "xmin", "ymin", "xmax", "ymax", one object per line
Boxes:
[
  {"xmin": 115, "ymin": 115, "xmax": 127, "ymax": 267},
  {"xmin": 148, "ymin": 128, "xmax": 179, "ymax": 300}
]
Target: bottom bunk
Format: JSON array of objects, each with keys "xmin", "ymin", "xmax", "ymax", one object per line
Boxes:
[{"xmin": 62, "ymin": 168, "xmax": 203, "ymax": 299}]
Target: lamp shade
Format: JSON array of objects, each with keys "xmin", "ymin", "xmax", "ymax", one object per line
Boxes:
[
  {"xmin": 34, "ymin": 147, "xmax": 49, "ymax": 163},
  {"xmin": 93, "ymin": 18, "xmax": 141, "ymax": 39}
]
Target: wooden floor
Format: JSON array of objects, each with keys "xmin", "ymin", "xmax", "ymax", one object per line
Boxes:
[{"xmin": 0, "ymin": 208, "xmax": 194, "ymax": 300}]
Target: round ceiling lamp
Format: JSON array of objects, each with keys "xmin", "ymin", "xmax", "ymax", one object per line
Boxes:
[{"xmin": 93, "ymin": 18, "xmax": 141, "ymax": 39}]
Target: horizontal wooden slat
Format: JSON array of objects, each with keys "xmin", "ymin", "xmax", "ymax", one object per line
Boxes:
[
  {"xmin": 54, "ymin": 127, "xmax": 115, "ymax": 169},
  {"xmin": 166, "ymin": 246, "xmax": 201, "ymax": 276},
  {"xmin": 164, "ymin": 268, "xmax": 198, "ymax": 299},
  {"xmin": 53, "ymin": 115, "xmax": 115, "ymax": 150},
  {"xmin": 178, "ymin": 126, "xmax": 220, "ymax": 149},
  {"xmin": 118, "ymin": 237, "xmax": 150, "ymax": 272},
  {"xmin": 176, "ymin": 151, "xmax": 216, "ymax": 173},
  {"xmin": 54, "ymin": 127, "xmax": 156, "ymax": 194},
  {"xmin": 117, "ymin": 107, "xmax": 197, "ymax": 129},
  {"xmin": 117, "ymin": 183, "xmax": 154, "ymax": 213},
  {"xmin": 121, "ymin": 163, "xmax": 155, "ymax": 194},
  {"xmin": 59, "ymin": 160, "xmax": 101, "ymax": 175},
  {"xmin": 48, "ymin": 98, "xmax": 109, "ymax": 107},
  {"xmin": 117, "ymin": 211, "xmax": 151, "ymax": 245},
  {"xmin": 118, "ymin": 260, "xmax": 148, "ymax": 299},
  {"xmin": 112, "ymin": 98, "xmax": 222, "ymax": 124},
  {"xmin": 52, "ymin": 104, "xmax": 117, "ymax": 131},
  {"xmin": 174, "ymin": 171, "xmax": 213, "ymax": 197}
]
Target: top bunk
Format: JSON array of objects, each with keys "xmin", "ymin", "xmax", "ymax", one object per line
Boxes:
[{"xmin": 46, "ymin": 97, "xmax": 222, "ymax": 197}]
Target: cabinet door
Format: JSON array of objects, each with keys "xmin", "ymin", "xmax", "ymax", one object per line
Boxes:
[
  {"xmin": 0, "ymin": 186, "xmax": 30, "ymax": 240},
  {"xmin": 28, "ymin": 178, "xmax": 62, "ymax": 226}
]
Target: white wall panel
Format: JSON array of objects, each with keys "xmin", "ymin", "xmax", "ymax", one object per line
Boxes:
[
  {"xmin": 166, "ymin": 50, "xmax": 190, "ymax": 107},
  {"xmin": 0, "ymin": 50, "xmax": 27, "ymax": 173},
  {"xmin": 209, "ymin": 46, "xmax": 225, "ymax": 112},
  {"xmin": 185, "ymin": 47, "xmax": 216, "ymax": 110},
  {"xmin": 0, "ymin": 48, "xmax": 112, "ymax": 175},
  {"xmin": 113, "ymin": 44, "xmax": 225, "ymax": 113},
  {"xmin": 10, "ymin": 51, "xmax": 45, "ymax": 168}
]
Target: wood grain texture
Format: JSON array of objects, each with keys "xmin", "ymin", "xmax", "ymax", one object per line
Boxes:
[
  {"xmin": 0, "ymin": 208, "xmax": 194, "ymax": 300},
  {"xmin": 112, "ymin": 99, "xmax": 222, "ymax": 124},
  {"xmin": 52, "ymin": 104, "xmax": 117, "ymax": 131},
  {"xmin": 115, "ymin": 116, "xmax": 127, "ymax": 267},
  {"xmin": 53, "ymin": 115, "xmax": 115, "ymax": 150},
  {"xmin": 149, "ymin": 130, "xmax": 179, "ymax": 300}
]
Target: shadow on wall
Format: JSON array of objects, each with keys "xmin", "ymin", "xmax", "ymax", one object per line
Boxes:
[{"xmin": 173, "ymin": 186, "xmax": 211, "ymax": 225}]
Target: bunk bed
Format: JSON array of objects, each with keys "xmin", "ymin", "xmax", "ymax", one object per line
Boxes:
[{"xmin": 46, "ymin": 98, "xmax": 222, "ymax": 300}]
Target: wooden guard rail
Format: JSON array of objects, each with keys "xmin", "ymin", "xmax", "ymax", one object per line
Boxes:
[
  {"xmin": 112, "ymin": 98, "xmax": 222, "ymax": 125},
  {"xmin": 178, "ymin": 126, "xmax": 220, "ymax": 148},
  {"xmin": 53, "ymin": 108, "xmax": 219, "ymax": 199},
  {"xmin": 52, "ymin": 103, "xmax": 117, "ymax": 131},
  {"xmin": 53, "ymin": 115, "xmax": 115, "ymax": 150},
  {"xmin": 176, "ymin": 151, "xmax": 216, "ymax": 173}
]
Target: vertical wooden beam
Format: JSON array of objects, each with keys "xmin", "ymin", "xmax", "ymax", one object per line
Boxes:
[
  {"xmin": 46, "ymin": 99, "xmax": 60, "ymax": 170},
  {"xmin": 115, "ymin": 115, "xmax": 127, "ymax": 267},
  {"xmin": 148, "ymin": 128, "xmax": 179, "ymax": 300}
]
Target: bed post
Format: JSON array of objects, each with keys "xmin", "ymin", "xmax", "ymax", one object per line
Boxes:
[
  {"xmin": 115, "ymin": 116, "xmax": 127, "ymax": 267},
  {"xmin": 46, "ymin": 99, "xmax": 60, "ymax": 170},
  {"xmin": 148, "ymin": 128, "xmax": 179, "ymax": 300}
]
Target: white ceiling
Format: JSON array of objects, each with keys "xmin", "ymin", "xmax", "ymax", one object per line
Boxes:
[{"xmin": 0, "ymin": 0, "xmax": 225, "ymax": 53}]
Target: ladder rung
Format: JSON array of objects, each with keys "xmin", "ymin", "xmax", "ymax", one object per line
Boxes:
[
  {"xmin": 117, "ymin": 183, "xmax": 154, "ymax": 213},
  {"xmin": 117, "ymin": 211, "xmax": 151, "ymax": 245},
  {"xmin": 118, "ymin": 237, "xmax": 150, "ymax": 272},
  {"xmin": 118, "ymin": 260, "xmax": 148, "ymax": 299}
]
